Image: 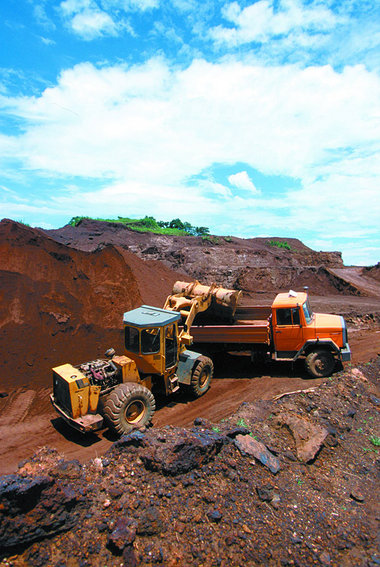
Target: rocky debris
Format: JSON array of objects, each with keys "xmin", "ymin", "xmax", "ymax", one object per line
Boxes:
[
  {"xmin": 0, "ymin": 359, "xmax": 379, "ymax": 566},
  {"xmin": 107, "ymin": 517, "xmax": 137, "ymax": 552},
  {"xmin": 234, "ymin": 434, "xmax": 280, "ymax": 473},
  {"xmin": 275, "ymin": 413, "xmax": 329, "ymax": 462},
  {"xmin": 111, "ymin": 426, "xmax": 244, "ymax": 476},
  {"xmin": 0, "ymin": 472, "xmax": 83, "ymax": 551}
]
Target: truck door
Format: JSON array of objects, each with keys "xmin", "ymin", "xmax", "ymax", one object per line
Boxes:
[{"xmin": 274, "ymin": 307, "xmax": 304, "ymax": 357}]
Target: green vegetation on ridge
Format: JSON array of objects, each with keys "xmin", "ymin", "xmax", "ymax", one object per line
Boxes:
[
  {"xmin": 268, "ymin": 239, "xmax": 292, "ymax": 250},
  {"xmin": 69, "ymin": 215, "xmax": 210, "ymax": 237},
  {"xmin": 67, "ymin": 216, "xmax": 293, "ymax": 249}
]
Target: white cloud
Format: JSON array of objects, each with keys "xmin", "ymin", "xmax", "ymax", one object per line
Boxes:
[
  {"xmin": 40, "ymin": 36, "xmax": 56, "ymax": 46},
  {"xmin": 59, "ymin": 0, "xmax": 126, "ymax": 39},
  {"xmin": 59, "ymin": 0, "xmax": 92, "ymax": 17},
  {"xmin": 58, "ymin": 0, "xmax": 158, "ymax": 39},
  {"xmin": 33, "ymin": 3, "xmax": 56, "ymax": 30},
  {"xmin": 228, "ymin": 171, "xmax": 259, "ymax": 194},
  {"xmin": 0, "ymin": 57, "xmax": 379, "ymax": 264},
  {"xmin": 70, "ymin": 8, "xmax": 118, "ymax": 39},
  {"xmin": 102, "ymin": 0, "xmax": 159, "ymax": 10},
  {"xmin": 210, "ymin": 0, "xmax": 341, "ymax": 47},
  {"xmin": 124, "ymin": 0, "xmax": 158, "ymax": 9}
]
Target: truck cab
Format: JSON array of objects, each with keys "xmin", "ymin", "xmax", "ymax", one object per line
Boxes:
[{"xmin": 271, "ymin": 290, "xmax": 351, "ymax": 376}]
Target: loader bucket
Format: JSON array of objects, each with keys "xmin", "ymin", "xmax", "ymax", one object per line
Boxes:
[{"xmin": 171, "ymin": 280, "xmax": 242, "ymax": 320}]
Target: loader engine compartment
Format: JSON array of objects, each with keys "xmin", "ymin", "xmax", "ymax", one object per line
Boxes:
[{"xmin": 77, "ymin": 359, "xmax": 122, "ymax": 392}]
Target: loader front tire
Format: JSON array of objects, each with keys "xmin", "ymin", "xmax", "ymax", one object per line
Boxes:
[
  {"xmin": 190, "ymin": 356, "xmax": 213, "ymax": 397},
  {"xmin": 103, "ymin": 383, "xmax": 155, "ymax": 436},
  {"xmin": 305, "ymin": 350, "xmax": 335, "ymax": 378}
]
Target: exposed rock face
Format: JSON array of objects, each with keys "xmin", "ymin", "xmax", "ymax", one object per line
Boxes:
[
  {"xmin": 364, "ymin": 262, "xmax": 380, "ymax": 282},
  {"xmin": 43, "ymin": 219, "xmax": 346, "ymax": 295}
]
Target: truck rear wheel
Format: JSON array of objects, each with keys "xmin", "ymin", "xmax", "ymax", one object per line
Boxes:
[
  {"xmin": 103, "ymin": 383, "xmax": 155, "ymax": 435},
  {"xmin": 305, "ymin": 350, "xmax": 335, "ymax": 378},
  {"xmin": 191, "ymin": 356, "xmax": 213, "ymax": 397}
]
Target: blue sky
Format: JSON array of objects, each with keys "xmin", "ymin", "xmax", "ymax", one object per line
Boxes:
[{"xmin": 0, "ymin": 0, "xmax": 379, "ymax": 265}]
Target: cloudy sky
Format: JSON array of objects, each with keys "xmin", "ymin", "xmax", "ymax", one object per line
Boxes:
[{"xmin": 0, "ymin": 0, "xmax": 379, "ymax": 265}]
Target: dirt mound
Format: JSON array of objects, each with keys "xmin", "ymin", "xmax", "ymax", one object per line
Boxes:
[
  {"xmin": 0, "ymin": 220, "xmax": 185, "ymax": 389},
  {"xmin": 44, "ymin": 219, "xmax": 350, "ymax": 295}
]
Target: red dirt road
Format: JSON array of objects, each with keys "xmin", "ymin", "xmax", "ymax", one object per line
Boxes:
[{"xmin": 0, "ymin": 327, "xmax": 379, "ymax": 476}]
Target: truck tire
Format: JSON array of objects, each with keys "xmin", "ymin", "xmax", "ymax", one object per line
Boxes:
[
  {"xmin": 190, "ymin": 356, "xmax": 213, "ymax": 397},
  {"xmin": 103, "ymin": 383, "xmax": 155, "ymax": 435},
  {"xmin": 305, "ymin": 350, "xmax": 335, "ymax": 378}
]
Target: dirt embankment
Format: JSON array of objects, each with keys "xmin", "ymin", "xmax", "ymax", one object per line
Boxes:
[{"xmin": 0, "ymin": 220, "xmax": 185, "ymax": 389}]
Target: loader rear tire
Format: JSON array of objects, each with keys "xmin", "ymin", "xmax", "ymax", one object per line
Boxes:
[
  {"xmin": 103, "ymin": 383, "xmax": 155, "ymax": 436},
  {"xmin": 190, "ymin": 356, "xmax": 213, "ymax": 397},
  {"xmin": 305, "ymin": 350, "xmax": 335, "ymax": 378}
]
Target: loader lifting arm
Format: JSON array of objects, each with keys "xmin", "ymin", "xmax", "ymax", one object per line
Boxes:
[{"xmin": 163, "ymin": 280, "xmax": 242, "ymax": 351}]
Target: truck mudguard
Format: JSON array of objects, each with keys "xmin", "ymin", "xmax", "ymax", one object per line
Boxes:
[{"xmin": 294, "ymin": 339, "xmax": 341, "ymax": 361}]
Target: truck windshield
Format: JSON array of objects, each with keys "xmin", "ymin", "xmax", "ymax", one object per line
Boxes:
[{"xmin": 302, "ymin": 300, "xmax": 314, "ymax": 324}]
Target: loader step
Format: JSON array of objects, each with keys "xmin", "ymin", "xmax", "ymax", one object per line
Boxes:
[{"xmin": 168, "ymin": 374, "xmax": 180, "ymax": 393}]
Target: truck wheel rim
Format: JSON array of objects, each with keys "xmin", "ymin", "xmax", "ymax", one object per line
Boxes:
[
  {"xmin": 125, "ymin": 400, "xmax": 145, "ymax": 424},
  {"xmin": 316, "ymin": 356, "xmax": 326, "ymax": 371}
]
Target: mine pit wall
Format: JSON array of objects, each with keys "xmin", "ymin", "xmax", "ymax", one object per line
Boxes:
[
  {"xmin": 234, "ymin": 266, "xmax": 363, "ymax": 297},
  {"xmin": 1, "ymin": 219, "xmax": 377, "ymax": 391},
  {"xmin": 0, "ymin": 221, "xmax": 155, "ymax": 389},
  {"xmin": 43, "ymin": 219, "xmax": 346, "ymax": 296}
]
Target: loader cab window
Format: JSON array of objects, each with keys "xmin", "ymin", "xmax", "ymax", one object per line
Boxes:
[
  {"xmin": 125, "ymin": 326, "xmax": 140, "ymax": 353},
  {"xmin": 141, "ymin": 327, "xmax": 161, "ymax": 354},
  {"xmin": 165, "ymin": 324, "xmax": 177, "ymax": 369},
  {"xmin": 276, "ymin": 307, "xmax": 300, "ymax": 326}
]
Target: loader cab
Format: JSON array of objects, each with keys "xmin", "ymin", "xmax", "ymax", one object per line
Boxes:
[{"xmin": 123, "ymin": 306, "xmax": 181, "ymax": 375}]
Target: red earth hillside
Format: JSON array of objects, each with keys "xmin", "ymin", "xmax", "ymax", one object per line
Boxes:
[{"xmin": 0, "ymin": 219, "xmax": 186, "ymax": 389}]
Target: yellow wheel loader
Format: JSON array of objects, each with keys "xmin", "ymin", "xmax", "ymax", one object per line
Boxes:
[{"xmin": 50, "ymin": 281, "xmax": 240, "ymax": 436}]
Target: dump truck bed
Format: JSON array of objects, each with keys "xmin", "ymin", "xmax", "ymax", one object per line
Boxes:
[
  {"xmin": 190, "ymin": 305, "xmax": 272, "ymax": 345},
  {"xmin": 190, "ymin": 320, "xmax": 270, "ymax": 344}
]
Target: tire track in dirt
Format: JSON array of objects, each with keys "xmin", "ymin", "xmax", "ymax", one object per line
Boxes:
[{"xmin": 0, "ymin": 389, "xmax": 36, "ymax": 427}]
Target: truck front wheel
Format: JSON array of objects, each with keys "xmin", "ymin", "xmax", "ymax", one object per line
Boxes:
[
  {"xmin": 103, "ymin": 383, "xmax": 155, "ymax": 435},
  {"xmin": 305, "ymin": 350, "xmax": 335, "ymax": 378},
  {"xmin": 191, "ymin": 356, "xmax": 213, "ymax": 397}
]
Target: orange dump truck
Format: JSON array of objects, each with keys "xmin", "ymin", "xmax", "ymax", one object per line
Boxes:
[{"xmin": 186, "ymin": 288, "xmax": 351, "ymax": 378}]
